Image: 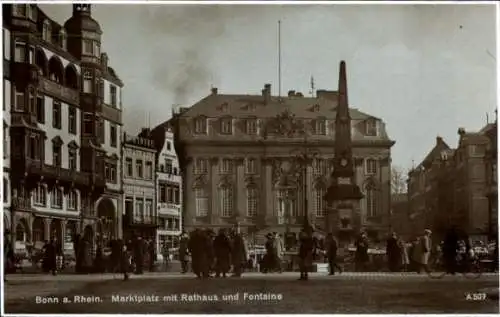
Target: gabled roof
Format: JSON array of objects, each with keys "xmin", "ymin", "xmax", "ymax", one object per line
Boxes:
[
  {"xmin": 176, "ymin": 93, "xmax": 378, "ymax": 121},
  {"xmin": 419, "ymin": 137, "xmax": 451, "ymax": 168}
]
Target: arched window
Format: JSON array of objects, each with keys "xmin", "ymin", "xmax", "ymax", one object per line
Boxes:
[
  {"xmin": 314, "ymin": 186, "xmax": 326, "ymax": 217},
  {"xmin": 366, "ymin": 188, "xmax": 377, "ymax": 218},
  {"xmin": 246, "ymin": 187, "xmax": 258, "ymax": 217},
  {"xmin": 42, "ymin": 20, "xmax": 51, "ymax": 42},
  {"xmin": 195, "ymin": 188, "xmax": 208, "ymax": 217},
  {"xmin": 220, "ymin": 186, "xmax": 233, "ymax": 217},
  {"xmin": 15, "ymin": 223, "xmax": 26, "ymax": 242},
  {"xmin": 51, "ymin": 187, "xmax": 63, "ymax": 209},
  {"xmin": 59, "ymin": 29, "xmax": 67, "ymax": 50},
  {"xmin": 67, "ymin": 190, "xmax": 78, "ymax": 210}
]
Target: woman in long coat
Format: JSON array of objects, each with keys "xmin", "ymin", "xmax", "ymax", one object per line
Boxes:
[
  {"xmin": 413, "ymin": 229, "xmax": 432, "ymax": 273},
  {"xmin": 298, "ymin": 229, "xmax": 315, "ymax": 281},
  {"xmin": 213, "ymin": 229, "xmax": 232, "ymax": 278},
  {"xmin": 119, "ymin": 242, "xmax": 131, "ymax": 281},
  {"xmin": 179, "ymin": 233, "xmax": 190, "ymax": 273}
]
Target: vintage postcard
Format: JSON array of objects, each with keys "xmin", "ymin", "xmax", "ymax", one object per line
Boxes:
[{"xmin": 1, "ymin": 0, "xmax": 498, "ymax": 315}]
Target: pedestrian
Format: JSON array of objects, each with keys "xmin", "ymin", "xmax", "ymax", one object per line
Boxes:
[
  {"xmin": 4, "ymin": 230, "xmax": 14, "ymax": 282},
  {"xmin": 119, "ymin": 242, "xmax": 131, "ymax": 281},
  {"xmin": 189, "ymin": 229, "xmax": 207, "ymax": 278},
  {"xmin": 325, "ymin": 232, "xmax": 342, "ymax": 275},
  {"xmin": 147, "ymin": 239, "xmax": 156, "ymax": 272},
  {"xmin": 230, "ymin": 229, "xmax": 248, "ymax": 277},
  {"xmin": 298, "ymin": 227, "xmax": 314, "ymax": 281},
  {"xmin": 94, "ymin": 243, "xmax": 105, "ymax": 273},
  {"xmin": 179, "ymin": 232, "xmax": 190, "ymax": 273},
  {"xmin": 162, "ymin": 244, "xmax": 170, "ymax": 271},
  {"xmin": 214, "ymin": 229, "xmax": 231, "ymax": 278},
  {"xmin": 398, "ymin": 239, "xmax": 409, "ymax": 272},
  {"xmin": 386, "ymin": 232, "xmax": 400, "ymax": 272},
  {"xmin": 205, "ymin": 229, "xmax": 216, "ymax": 276},
  {"xmin": 415, "ymin": 229, "xmax": 432, "ymax": 274},
  {"xmin": 355, "ymin": 232, "xmax": 369, "ymax": 272},
  {"xmin": 43, "ymin": 237, "xmax": 58, "ymax": 276},
  {"xmin": 133, "ymin": 236, "xmax": 145, "ymax": 274},
  {"xmin": 263, "ymin": 233, "xmax": 276, "ymax": 273},
  {"xmin": 273, "ymin": 233, "xmax": 285, "ymax": 273}
]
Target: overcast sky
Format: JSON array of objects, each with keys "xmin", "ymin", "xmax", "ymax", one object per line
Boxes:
[{"xmin": 39, "ymin": 3, "xmax": 497, "ymax": 170}]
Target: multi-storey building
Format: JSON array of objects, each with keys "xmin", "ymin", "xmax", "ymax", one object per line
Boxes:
[
  {"xmin": 168, "ymin": 65, "xmax": 394, "ymax": 242},
  {"xmin": 483, "ymin": 120, "xmax": 497, "ymax": 239},
  {"xmin": 3, "ymin": 18, "xmax": 12, "ymax": 241},
  {"xmin": 2, "ymin": 3, "xmax": 124, "ymax": 252},
  {"xmin": 121, "ymin": 133, "xmax": 157, "ymax": 241},
  {"xmin": 408, "ymin": 123, "xmax": 496, "ymax": 242},
  {"xmin": 146, "ymin": 124, "xmax": 183, "ymax": 252}
]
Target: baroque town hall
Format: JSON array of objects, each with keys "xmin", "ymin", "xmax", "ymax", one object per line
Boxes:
[{"xmin": 3, "ymin": 4, "xmax": 124, "ymax": 253}]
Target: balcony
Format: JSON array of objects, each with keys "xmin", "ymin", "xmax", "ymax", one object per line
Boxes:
[
  {"xmin": 11, "ymin": 62, "xmax": 39, "ymax": 85},
  {"xmin": 26, "ymin": 160, "xmax": 90, "ymax": 187},
  {"xmin": 158, "ymin": 202, "xmax": 181, "ymax": 216},
  {"xmin": 38, "ymin": 77, "xmax": 79, "ymax": 106},
  {"xmin": 11, "ymin": 112, "xmax": 38, "ymax": 127}
]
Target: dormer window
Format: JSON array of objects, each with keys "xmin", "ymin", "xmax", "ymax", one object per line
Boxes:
[
  {"xmin": 310, "ymin": 104, "xmax": 320, "ymax": 112},
  {"xmin": 246, "ymin": 118, "xmax": 258, "ymax": 135},
  {"xmin": 313, "ymin": 118, "xmax": 327, "ymax": 135},
  {"xmin": 219, "ymin": 102, "xmax": 229, "ymax": 112},
  {"xmin": 59, "ymin": 30, "xmax": 67, "ymax": 50},
  {"xmin": 365, "ymin": 119, "xmax": 377, "ymax": 136},
  {"xmin": 220, "ymin": 117, "xmax": 233, "ymax": 135},
  {"xmin": 247, "ymin": 103, "xmax": 256, "ymax": 111},
  {"xmin": 194, "ymin": 117, "xmax": 207, "ymax": 135}
]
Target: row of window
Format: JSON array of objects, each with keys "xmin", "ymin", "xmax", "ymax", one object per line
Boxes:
[
  {"xmin": 41, "ymin": 20, "xmax": 67, "ymax": 50},
  {"xmin": 194, "ymin": 187, "xmax": 379, "ymax": 218},
  {"xmin": 82, "ymin": 114, "xmax": 118, "ymax": 147},
  {"xmin": 125, "ymin": 157, "xmax": 153, "ymax": 180},
  {"xmin": 82, "ymin": 71, "xmax": 118, "ymax": 108},
  {"xmin": 125, "ymin": 197, "xmax": 154, "ymax": 224},
  {"xmin": 158, "ymin": 183, "xmax": 181, "ymax": 204},
  {"xmin": 193, "ymin": 158, "xmax": 380, "ymax": 175},
  {"xmin": 158, "ymin": 158, "xmax": 179, "ymax": 175},
  {"xmin": 193, "ymin": 117, "xmax": 378, "ymax": 137},
  {"xmin": 159, "ymin": 217, "xmax": 180, "ymax": 231},
  {"xmin": 16, "ymin": 92, "xmax": 79, "ymax": 134},
  {"xmin": 32, "ymin": 185, "xmax": 78, "ymax": 210}
]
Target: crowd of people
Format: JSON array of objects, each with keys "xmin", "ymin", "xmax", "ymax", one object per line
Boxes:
[{"xmin": 3, "ymin": 225, "xmax": 498, "ymax": 282}]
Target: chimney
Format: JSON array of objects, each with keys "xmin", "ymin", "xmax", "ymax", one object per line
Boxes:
[
  {"xmin": 458, "ymin": 127, "xmax": 466, "ymax": 136},
  {"xmin": 211, "ymin": 87, "xmax": 218, "ymax": 95},
  {"xmin": 436, "ymin": 136, "xmax": 443, "ymax": 144},
  {"xmin": 288, "ymin": 90, "xmax": 295, "ymax": 97},
  {"xmin": 101, "ymin": 53, "xmax": 108, "ymax": 69},
  {"xmin": 262, "ymin": 83, "xmax": 271, "ymax": 104}
]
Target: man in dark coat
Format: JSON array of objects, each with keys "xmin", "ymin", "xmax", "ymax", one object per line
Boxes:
[
  {"xmin": 355, "ymin": 232, "xmax": 369, "ymax": 272},
  {"xmin": 325, "ymin": 233, "xmax": 342, "ymax": 275},
  {"xmin": 298, "ymin": 228, "xmax": 315, "ymax": 281},
  {"xmin": 189, "ymin": 229, "xmax": 207, "ymax": 278},
  {"xmin": 263, "ymin": 233, "xmax": 276, "ymax": 273},
  {"xmin": 4, "ymin": 230, "xmax": 14, "ymax": 281},
  {"xmin": 43, "ymin": 237, "xmax": 58, "ymax": 275},
  {"xmin": 386, "ymin": 232, "xmax": 400, "ymax": 272},
  {"xmin": 119, "ymin": 241, "xmax": 131, "ymax": 281},
  {"xmin": 214, "ymin": 229, "xmax": 231, "ymax": 278},
  {"xmin": 205, "ymin": 230, "xmax": 216, "ymax": 276},
  {"xmin": 179, "ymin": 233, "xmax": 190, "ymax": 273},
  {"xmin": 133, "ymin": 237, "xmax": 145, "ymax": 274},
  {"xmin": 147, "ymin": 239, "xmax": 156, "ymax": 272},
  {"xmin": 94, "ymin": 243, "xmax": 105, "ymax": 273},
  {"xmin": 443, "ymin": 226, "xmax": 459, "ymax": 275},
  {"xmin": 231, "ymin": 230, "xmax": 248, "ymax": 277}
]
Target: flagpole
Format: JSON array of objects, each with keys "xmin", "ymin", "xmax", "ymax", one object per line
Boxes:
[{"xmin": 278, "ymin": 20, "xmax": 282, "ymax": 98}]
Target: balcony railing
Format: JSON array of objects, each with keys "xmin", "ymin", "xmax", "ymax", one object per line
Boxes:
[
  {"xmin": 38, "ymin": 77, "xmax": 79, "ymax": 105},
  {"xmin": 11, "ymin": 112, "xmax": 38, "ymax": 126}
]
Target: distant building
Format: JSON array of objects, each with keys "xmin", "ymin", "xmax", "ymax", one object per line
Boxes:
[
  {"xmin": 408, "ymin": 122, "xmax": 497, "ymax": 242},
  {"xmin": 146, "ymin": 124, "xmax": 183, "ymax": 253},
  {"xmin": 122, "ymin": 133, "xmax": 157, "ymax": 241},
  {"xmin": 166, "ymin": 67, "xmax": 394, "ymax": 243},
  {"xmin": 389, "ymin": 193, "xmax": 410, "ymax": 239}
]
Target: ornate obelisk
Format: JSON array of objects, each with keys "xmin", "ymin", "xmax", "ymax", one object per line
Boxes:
[{"xmin": 324, "ymin": 61, "xmax": 363, "ymax": 243}]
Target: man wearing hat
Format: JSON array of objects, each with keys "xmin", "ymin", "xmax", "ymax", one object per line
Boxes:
[
  {"xmin": 415, "ymin": 229, "xmax": 432, "ymax": 273},
  {"xmin": 298, "ymin": 227, "xmax": 315, "ymax": 281}
]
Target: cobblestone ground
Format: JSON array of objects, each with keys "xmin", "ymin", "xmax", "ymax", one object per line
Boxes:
[{"xmin": 4, "ymin": 273, "xmax": 499, "ymax": 314}]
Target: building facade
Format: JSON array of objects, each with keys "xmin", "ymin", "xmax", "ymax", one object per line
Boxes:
[
  {"xmin": 3, "ymin": 3, "xmax": 124, "ymax": 252},
  {"xmin": 121, "ymin": 133, "xmax": 157, "ymax": 242},
  {"xmin": 407, "ymin": 123, "xmax": 497, "ymax": 242},
  {"xmin": 147, "ymin": 125, "xmax": 183, "ymax": 252},
  {"xmin": 169, "ymin": 72, "xmax": 394, "ymax": 242}
]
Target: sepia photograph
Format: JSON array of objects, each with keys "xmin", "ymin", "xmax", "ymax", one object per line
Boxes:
[{"xmin": 1, "ymin": 0, "xmax": 499, "ymax": 315}]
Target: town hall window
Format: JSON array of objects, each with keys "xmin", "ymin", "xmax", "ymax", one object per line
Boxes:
[
  {"xmin": 220, "ymin": 117, "xmax": 233, "ymax": 135},
  {"xmin": 220, "ymin": 186, "xmax": 233, "ymax": 217},
  {"xmin": 366, "ymin": 159, "xmax": 378, "ymax": 175},
  {"xmin": 194, "ymin": 117, "xmax": 207, "ymax": 135}
]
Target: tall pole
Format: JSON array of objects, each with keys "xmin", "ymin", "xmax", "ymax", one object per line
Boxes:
[{"xmin": 278, "ymin": 20, "xmax": 282, "ymax": 98}]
